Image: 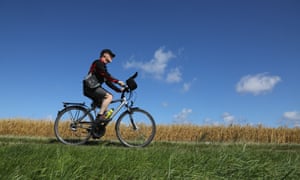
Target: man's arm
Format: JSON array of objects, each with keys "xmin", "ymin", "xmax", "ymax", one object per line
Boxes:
[
  {"xmin": 95, "ymin": 61, "xmax": 119, "ymax": 83},
  {"xmin": 105, "ymin": 81, "xmax": 122, "ymax": 92}
]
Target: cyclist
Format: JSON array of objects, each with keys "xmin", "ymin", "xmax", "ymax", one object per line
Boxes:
[{"xmin": 83, "ymin": 49, "xmax": 125, "ymax": 136}]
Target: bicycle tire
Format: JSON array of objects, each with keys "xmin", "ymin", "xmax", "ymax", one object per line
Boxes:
[
  {"xmin": 115, "ymin": 108, "xmax": 156, "ymax": 147},
  {"xmin": 54, "ymin": 106, "xmax": 93, "ymax": 145}
]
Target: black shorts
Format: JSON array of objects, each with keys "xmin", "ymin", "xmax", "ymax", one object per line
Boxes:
[{"xmin": 83, "ymin": 84, "xmax": 111, "ymax": 106}]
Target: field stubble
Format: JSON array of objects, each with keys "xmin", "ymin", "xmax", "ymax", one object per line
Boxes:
[{"xmin": 0, "ymin": 118, "xmax": 299, "ymax": 144}]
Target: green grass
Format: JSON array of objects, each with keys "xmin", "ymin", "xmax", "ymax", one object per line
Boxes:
[{"xmin": 0, "ymin": 137, "xmax": 299, "ymax": 179}]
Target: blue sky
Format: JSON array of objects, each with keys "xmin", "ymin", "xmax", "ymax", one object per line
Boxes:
[{"xmin": 1, "ymin": 0, "xmax": 300, "ymax": 127}]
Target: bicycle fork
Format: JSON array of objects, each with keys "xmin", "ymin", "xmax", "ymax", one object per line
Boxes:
[{"xmin": 127, "ymin": 107, "xmax": 137, "ymax": 131}]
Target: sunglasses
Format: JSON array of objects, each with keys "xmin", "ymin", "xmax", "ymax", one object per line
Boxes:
[{"xmin": 102, "ymin": 55, "xmax": 112, "ymax": 62}]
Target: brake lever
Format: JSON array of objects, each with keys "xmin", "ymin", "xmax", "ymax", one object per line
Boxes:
[{"xmin": 124, "ymin": 85, "xmax": 130, "ymax": 92}]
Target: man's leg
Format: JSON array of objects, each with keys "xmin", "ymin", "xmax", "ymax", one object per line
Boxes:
[
  {"xmin": 92, "ymin": 88, "xmax": 112, "ymax": 138},
  {"xmin": 93, "ymin": 87, "xmax": 113, "ymax": 120},
  {"xmin": 99, "ymin": 93, "xmax": 113, "ymax": 116}
]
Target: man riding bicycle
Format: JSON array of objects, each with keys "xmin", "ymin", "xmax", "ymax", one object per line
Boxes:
[{"xmin": 83, "ymin": 49, "xmax": 125, "ymax": 137}]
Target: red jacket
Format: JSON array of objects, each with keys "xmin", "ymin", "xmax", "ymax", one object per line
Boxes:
[{"xmin": 89, "ymin": 59, "xmax": 121, "ymax": 92}]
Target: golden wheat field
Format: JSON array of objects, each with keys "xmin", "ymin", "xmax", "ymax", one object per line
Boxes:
[{"xmin": 0, "ymin": 118, "xmax": 299, "ymax": 144}]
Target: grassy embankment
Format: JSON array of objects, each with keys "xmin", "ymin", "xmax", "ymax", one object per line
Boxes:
[
  {"xmin": 0, "ymin": 136, "xmax": 299, "ymax": 179},
  {"xmin": 0, "ymin": 119, "xmax": 299, "ymax": 179}
]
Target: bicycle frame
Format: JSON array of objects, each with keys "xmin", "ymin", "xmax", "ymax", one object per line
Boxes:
[
  {"xmin": 109, "ymin": 95, "xmax": 137, "ymax": 130},
  {"xmin": 62, "ymin": 90, "xmax": 133, "ymax": 124},
  {"xmin": 109, "ymin": 95, "xmax": 132, "ymax": 120}
]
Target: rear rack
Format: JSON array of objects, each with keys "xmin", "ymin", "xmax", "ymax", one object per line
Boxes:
[{"xmin": 63, "ymin": 102, "xmax": 86, "ymax": 107}]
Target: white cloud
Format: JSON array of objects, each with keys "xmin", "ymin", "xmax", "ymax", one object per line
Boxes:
[
  {"xmin": 204, "ymin": 113, "xmax": 247, "ymax": 126},
  {"xmin": 203, "ymin": 118, "xmax": 220, "ymax": 126},
  {"xmin": 182, "ymin": 82, "xmax": 191, "ymax": 92},
  {"xmin": 173, "ymin": 108, "xmax": 192, "ymax": 124},
  {"xmin": 283, "ymin": 111, "xmax": 300, "ymax": 120},
  {"xmin": 166, "ymin": 68, "xmax": 182, "ymax": 83},
  {"xmin": 222, "ymin": 112, "xmax": 236, "ymax": 124},
  {"xmin": 162, "ymin": 101, "xmax": 169, "ymax": 107},
  {"xmin": 182, "ymin": 78, "xmax": 197, "ymax": 93},
  {"xmin": 124, "ymin": 47, "xmax": 175, "ymax": 79},
  {"xmin": 282, "ymin": 111, "xmax": 300, "ymax": 127},
  {"xmin": 236, "ymin": 73, "xmax": 281, "ymax": 95}
]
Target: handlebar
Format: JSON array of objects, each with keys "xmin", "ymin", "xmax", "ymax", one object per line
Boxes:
[{"xmin": 120, "ymin": 72, "xmax": 138, "ymax": 98}]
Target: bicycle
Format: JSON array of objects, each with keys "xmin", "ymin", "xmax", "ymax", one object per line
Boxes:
[{"xmin": 54, "ymin": 72, "xmax": 156, "ymax": 147}]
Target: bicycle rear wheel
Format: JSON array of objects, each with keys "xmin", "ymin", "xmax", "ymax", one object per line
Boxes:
[
  {"xmin": 54, "ymin": 106, "xmax": 93, "ymax": 145},
  {"xmin": 115, "ymin": 108, "xmax": 156, "ymax": 147}
]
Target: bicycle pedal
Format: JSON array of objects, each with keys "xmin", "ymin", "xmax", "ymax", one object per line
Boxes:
[
  {"xmin": 92, "ymin": 135, "xmax": 100, "ymax": 139},
  {"xmin": 92, "ymin": 125, "xmax": 106, "ymax": 139},
  {"xmin": 99, "ymin": 119, "xmax": 112, "ymax": 124}
]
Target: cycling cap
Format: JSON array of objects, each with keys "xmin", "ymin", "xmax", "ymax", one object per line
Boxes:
[{"xmin": 100, "ymin": 49, "xmax": 116, "ymax": 58}]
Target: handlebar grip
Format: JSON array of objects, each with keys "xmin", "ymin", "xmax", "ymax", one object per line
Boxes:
[{"xmin": 124, "ymin": 85, "xmax": 130, "ymax": 92}]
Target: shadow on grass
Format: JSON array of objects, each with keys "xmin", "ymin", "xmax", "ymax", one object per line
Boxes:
[
  {"xmin": 48, "ymin": 138, "xmax": 124, "ymax": 147},
  {"xmin": 87, "ymin": 140, "xmax": 124, "ymax": 147}
]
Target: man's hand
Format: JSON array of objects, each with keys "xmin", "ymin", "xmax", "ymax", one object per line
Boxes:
[
  {"xmin": 120, "ymin": 87, "xmax": 126, "ymax": 92},
  {"xmin": 118, "ymin": 80, "xmax": 125, "ymax": 87}
]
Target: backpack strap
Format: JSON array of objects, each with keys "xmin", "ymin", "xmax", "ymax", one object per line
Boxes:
[{"xmin": 88, "ymin": 60, "xmax": 98, "ymax": 74}]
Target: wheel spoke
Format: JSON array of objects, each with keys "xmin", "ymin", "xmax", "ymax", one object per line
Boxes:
[
  {"xmin": 116, "ymin": 108, "xmax": 156, "ymax": 147},
  {"xmin": 54, "ymin": 106, "xmax": 93, "ymax": 145}
]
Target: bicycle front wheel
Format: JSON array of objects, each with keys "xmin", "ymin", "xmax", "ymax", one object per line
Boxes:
[
  {"xmin": 54, "ymin": 106, "xmax": 93, "ymax": 145},
  {"xmin": 115, "ymin": 108, "xmax": 156, "ymax": 147}
]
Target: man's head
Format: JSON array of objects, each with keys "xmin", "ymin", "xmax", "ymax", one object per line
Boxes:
[{"xmin": 100, "ymin": 49, "xmax": 115, "ymax": 64}]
